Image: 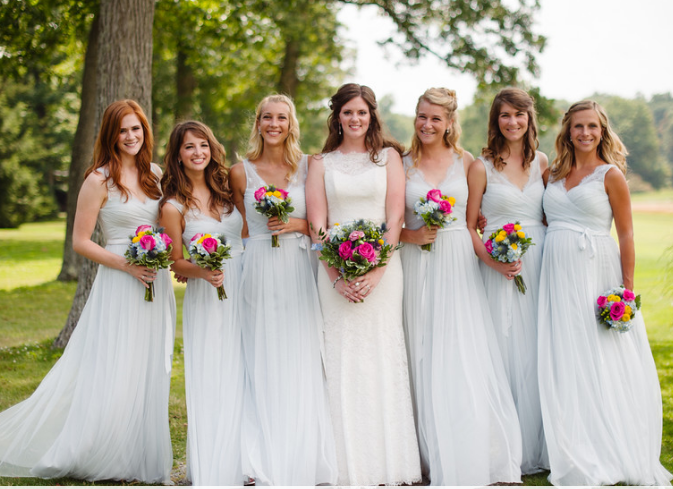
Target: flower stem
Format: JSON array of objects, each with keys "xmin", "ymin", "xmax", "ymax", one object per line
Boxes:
[
  {"xmin": 514, "ymin": 275, "xmax": 527, "ymax": 294},
  {"xmin": 421, "ymin": 243, "xmax": 432, "ymax": 252},
  {"xmin": 272, "ymin": 235, "xmax": 280, "ymax": 248},
  {"xmin": 217, "ymin": 285, "xmax": 227, "ymax": 300}
]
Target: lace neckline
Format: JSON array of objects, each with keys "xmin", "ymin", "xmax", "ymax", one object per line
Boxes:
[
  {"xmin": 324, "ymin": 148, "xmax": 388, "ymax": 176},
  {"xmin": 561, "ymin": 163, "xmax": 613, "ymax": 193}
]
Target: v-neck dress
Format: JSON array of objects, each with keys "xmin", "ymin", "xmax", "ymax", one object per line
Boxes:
[
  {"xmin": 538, "ymin": 164, "xmax": 671, "ymax": 486},
  {"xmin": 478, "ymin": 154, "xmax": 549, "ymax": 474}
]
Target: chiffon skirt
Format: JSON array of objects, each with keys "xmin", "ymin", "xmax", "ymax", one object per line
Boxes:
[
  {"xmin": 0, "ymin": 245, "xmax": 175, "ymax": 483},
  {"xmin": 183, "ymin": 255, "xmax": 244, "ymax": 486},
  {"xmin": 538, "ymin": 231, "xmax": 672, "ymax": 486},
  {"xmin": 239, "ymin": 234, "xmax": 337, "ymax": 486},
  {"xmin": 401, "ymin": 228, "xmax": 522, "ymax": 486}
]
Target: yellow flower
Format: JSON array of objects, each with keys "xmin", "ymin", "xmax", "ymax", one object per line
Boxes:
[
  {"xmin": 511, "ymin": 243, "xmax": 518, "ymax": 250},
  {"xmin": 607, "ymin": 294, "xmax": 620, "ymax": 302},
  {"xmin": 334, "ymin": 222, "xmax": 339, "ymax": 226},
  {"xmin": 517, "ymin": 231, "xmax": 525, "ymax": 239},
  {"xmin": 265, "ymin": 191, "xmax": 273, "ymax": 197},
  {"xmin": 448, "ymin": 196, "xmax": 456, "ymax": 206},
  {"xmin": 514, "ymin": 224, "xmax": 522, "ymax": 231},
  {"xmin": 622, "ymin": 314, "xmax": 631, "ymax": 322},
  {"xmin": 495, "ymin": 234, "xmax": 505, "ymax": 243},
  {"xmin": 272, "ymin": 190, "xmax": 282, "ymax": 198},
  {"xmin": 624, "ymin": 305, "xmax": 632, "ymax": 315},
  {"xmin": 132, "ymin": 236, "xmax": 140, "ymax": 243},
  {"xmin": 197, "ymin": 233, "xmax": 212, "ymax": 245},
  {"xmin": 378, "ymin": 239, "xmax": 384, "ymax": 245}
]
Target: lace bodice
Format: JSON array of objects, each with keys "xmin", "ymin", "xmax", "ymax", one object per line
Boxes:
[
  {"xmin": 480, "ymin": 154, "xmax": 545, "ymax": 233},
  {"xmin": 97, "ymin": 167, "xmax": 162, "ymax": 246},
  {"xmin": 242, "ymin": 156, "xmax": 308, "ymax": 237},
  {"xmin": 544, "ymin": 164, "xmax": 617, "ymax": 233},
  {"xmin": 321, "ymin": 149, "xmax": 389, "ymax": 226},
  {"xmin": 403, "ymin": 153, "xmax": 468, "ymax": 230},
  {"xmin": 166, "ymin": 199, "xmax": 244, "ymax": 258}
]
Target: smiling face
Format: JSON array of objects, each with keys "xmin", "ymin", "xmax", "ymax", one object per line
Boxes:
[
  {"xmin": 117, "ymin": 113, "xmax": 144, "ymax": 159},
  {"xmin": 415, "ymin": 100, "xmax": 450, "ymax": 147},
  {"xmin": 497, "ymin": 102, "xmax": 529, "ymax": 143},
  {"xmin": 179, "ymin": 130, "xmax": 211, "ymax": 174},
  {"xmin": 569, "ymin": 109, "xmax": 603, "ymax": 155},
  {"xmin": 257, "ymin": 101, "xmax": 290, "ymax": 146},
  {"xmin": 338, "ymin": 96, "xmax": 371, "ymax": 140}
]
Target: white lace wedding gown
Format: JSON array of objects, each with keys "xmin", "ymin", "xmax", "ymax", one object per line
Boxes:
[
  {"xmin": 167, "ymin": 200, "xmax": 245, "ymax": 486},
  {"xmin": 400, "ymin": 154, "xmax": 523, "ymax": 486},
  {"xmin": 239, "ymin": 156, "xmax": 337, "ymax": 486},
  {"xmin": 316, "ymin": 149, "xmax": 421, "ymax": 486},
  {"xmin": 539, "ymin": 164, "xmax": 672, "ymax": 486},
  {"xmin": 478, "ymin": 154, "xmax": 548, "ymax": 474},
  {"xmin": 0, "ymin": 168, "xmax": 175, "ymax": 483}
]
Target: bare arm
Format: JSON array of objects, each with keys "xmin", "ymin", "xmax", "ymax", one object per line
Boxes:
[
  {"xmin": 605, "ymin": 167, "xmax": 635, "ymax": 290},
  {"xmin": 229, "ymin": 163, "xmax": 249, "ymax": 239}
]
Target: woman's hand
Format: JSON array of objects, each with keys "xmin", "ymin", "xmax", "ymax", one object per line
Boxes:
[
  {"xmin": 267, "ymin": 216, "xmax": 307, "ymax": 235},
  {"xmin": 403, "ymin": 225, "xmax": 439, "ymax": 246},
  {"xmin": 126, "ymin": 263, "xmax": 157, "ymax": 288},
  {"xmin": 200, "ymin": 268, "xmax": 224, "ymax": 288},
  {"xmin": 347, "ymin": 267, "xmax": 385, "ymax": 301},
  {"xmin": 488, "ymin": 259, "xmax": 522, "ymax": 280}
]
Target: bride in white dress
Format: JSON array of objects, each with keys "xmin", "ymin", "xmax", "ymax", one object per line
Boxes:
[
  {"xmin": 0, "ymin": 100, "xmax": 175, "ymax": 483},
  {"xmin": 159, "ymin": 121, "xmax": 245, "ymax": 486},
  {"xmin": 230, "ymin": 95, "xmax": 337, "ymax": 486},
  {"xmin": 467, "ymin": 88, "xmax": 548, "ymax": 475},
  {"xmin": 538, "ymin": 100, "xmax": 672, "ymax": 486},
  {"xmin": 306, "ymin": 83, "xmax": 421, "ymax": 486},
  {"xmin": 401, "ymin": 88, "xmax": 522, "ymax": 486}
]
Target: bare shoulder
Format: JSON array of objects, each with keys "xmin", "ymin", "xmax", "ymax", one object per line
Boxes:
[
  {"xmin": 150, "ymin": 162, "xmax": 163, "ymax": 177},
  {"xmin": 307, "ymin": 154, "xmax": 325, "ymax": 173},
  {"xmin": 537, "ymin": 151, "xmax": 549, "ymax": 171},
  {"xmin": 229, "ymin": 162, "xmax": 246, "ymax": 183},
  {"xmin": 385, "ymin": 147, "xmax": 403, "ymax": 166},
  {"xmin": 605, "ymin": 165, "xmax": 628, "ymax": 190},
  {"xmin": 462, "ymin": 150, "xmax": 475, "ymax": 172},
  {"xmin": 467, "ymin": 156, "xmax": 486, "ymax": 178}
]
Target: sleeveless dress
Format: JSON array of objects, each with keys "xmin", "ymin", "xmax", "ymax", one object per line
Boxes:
[
  {"xmin": 239, "ymin": 156, "xmax": 337, "ymax": 486},
  {"xmin": 316, "ymin": 149, "xmax": 421, "ymax": 486},
  {"xmin": 539, "ymin": 164, "xmax": 672, "ymax": 486},
  {"xmin": 478, "ymin": 155, "xmax": 549, "ymax": 474},
  {"xmin": 0, "ymin": 168, "xmax": 175, "ymax": 483},
  {"xmin": 400, "ymin": 154, "xmax": 523, "ymax": 486},
  {"xmin": 166, "ymin": 200, "xmax": 245, "ymax": 486}
]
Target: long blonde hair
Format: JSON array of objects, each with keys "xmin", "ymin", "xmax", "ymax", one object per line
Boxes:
[
  {"xmin": 550, "ymin": 100, "xmax": 628, "ymax": 181},
  {"xmin": 245, "ymin": 94, "xmax": 302, "ymax": 178},
  {"xmin": 482, "ymin": 88, "xmax": 539, "ymax": 171},
  {"xmin": 408, "ymin": 87, "xmax": 463, "ymax": 170}
]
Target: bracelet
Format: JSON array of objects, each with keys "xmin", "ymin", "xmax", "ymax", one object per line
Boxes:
[{"xmin": 332, "ymin": 276, "xmax": 343, "ymax": 288}]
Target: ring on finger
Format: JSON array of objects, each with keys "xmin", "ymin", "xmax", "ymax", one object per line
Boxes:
[{"xmin": 355, "ymin": 282, "xmax": 360, "ymax": 287}]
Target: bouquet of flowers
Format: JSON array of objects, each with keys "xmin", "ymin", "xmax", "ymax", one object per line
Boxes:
[
  {"xmin": 188, "ymin": 233, "xmax": 232, "ymax": 300},
  {"xmin": 314, "ymin": 219, "xmax": 398, "ymax": 282},
  {"xmin": 125, "ymin": 225, "xmax": 173, "ymax": 302},
  {"xmin": 413, "ymin": 188, "xmax": 457, "ymax": 251},
  {"xmin": 484, "ymin": 221, "xmax": 534, "ymax": 294},
  {"xmin": 253, "ymin": 184, "xmax": 294, "ymax": 248},
  {"xmin": 596, "ymin": 286, "xmax": 641, "ymax": 332}
]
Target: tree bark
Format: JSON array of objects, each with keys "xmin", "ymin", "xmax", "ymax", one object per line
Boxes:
[
  {"xmin": 54, "ymin": 0, "xmax": 155, "ymax": 348},
  {"xmin": 278, "ymin": 37, "xmax": 300, "ymax": 98},
  {"xmin": 176, "ymin": 42, "xmax": 196, "ymax": 120},
  {"xmin": 57, "ymin": 14, "xmax": 100, "ymax": 282}
]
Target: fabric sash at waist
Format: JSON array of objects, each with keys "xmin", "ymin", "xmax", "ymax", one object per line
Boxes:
[
  {"xmin": 247, "ymin": 231, "xmax": 309, "ymax": 249},
  {"xmin": 546, "ymin": 221, "xmax": 610, "ymax": 258}
]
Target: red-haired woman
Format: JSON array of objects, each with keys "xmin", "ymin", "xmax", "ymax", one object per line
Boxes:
[
  {"xmin": 0, "ymin": 100, "xmax": 175, "ymax": 483},
  {"xmin": 159, "ymin": 121, "xmax": 244, "ymax": 486}
]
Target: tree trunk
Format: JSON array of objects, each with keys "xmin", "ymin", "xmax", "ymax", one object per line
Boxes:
[
  {"xmin": 57, "ymin": 14, "xmax": 100, "ymax": 282},
  {"xmin": 54, "ymin": 0, "xmax": 155, "ymax": 348},
  {"xmin": 176, "ymin": 42, "xmax": 196, "ymax": 120},
  {"xmin": 278, "ymin": 37, "xmax": 300, "ymax": 98}
]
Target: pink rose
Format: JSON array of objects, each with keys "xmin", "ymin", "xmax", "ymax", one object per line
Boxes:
[
  {"xmin": 349, "ymin": 230, "xmax": 365, "ymax": 241},
  {"xmin": 254, "ymin": 187, "xmax": 266, "ymax": 202},
  {"xmin": 191, "ymin": 233, "xmax": 203, "ymax": 243},
  {"xmin": 622, "ymin": 289, "xmax": 635, "ymax": 301},
  {"xmin": 438, "ymin": 200, "xmax": 452, "ymax": 214},
  {"xmin": 426, "ymin": 189, "xmax": 443, "ymax": 203},
  {"xmin": 136, "ymin": 224, "xmax": 152, "ymax": 235},
  {"xmin": 502, "ymin": 223, "xmax": 515, "ymax": 234},
  {"xmin": 357, "ymin": 242, "xmax": 377, "ymax": 263},
  {"xmin": 597, "ymin": 295, "xmax": 608, "ymax": 308},
  {"xmin": 139, "ymin": 234, "xmax": 156, "ymax": 251},
  {"xmin": 485, "ymin": 240, "xmax": 493, "ymax": 254},
  {"xmin": 202, "ymin": 237, "xmax": 218, "ymax": 254},
  {"xmin": 277, "ymin": 188, "xmax": 288, "ymax": 199},
  {"xmin": 338, "ymin": 240, "xmax": 353, "ymax": 260},
  {"xmin": 161, "ymin": 233, "xmax": 173, "ymax": 247},
  {"xmin": 609, "ymin": 301, "xmax": 626, "ymax": 321}
]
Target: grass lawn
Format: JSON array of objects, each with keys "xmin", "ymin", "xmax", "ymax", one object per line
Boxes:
[{"xmin": 0, "ymin": 206, "xmax": 672, "ymax": 485}]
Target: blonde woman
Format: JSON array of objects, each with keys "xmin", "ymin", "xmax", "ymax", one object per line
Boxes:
[
  {"xmin": 466, "ymin": 88, "xmax": 549, "ymax": 475},
  {"xmin": 538, "ymin": 101, "xmax": 671, "ymax": 485},
  {"xmin": 229, "ymin": 94, "xmax": 337, "ymax": 486},
  {"xmin": 401, "ymin": 88, "xmax": 522, "ymax": 486}
]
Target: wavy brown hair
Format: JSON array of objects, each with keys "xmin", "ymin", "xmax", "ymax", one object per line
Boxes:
[
  {"xmin": 245, "ymin": 94, "xmax": 302, "ymax": 178},
  {"xmin": 321, "ymin": 83, "xmax": 403, "ymax": 163},
  {"xmin": 408, "ymin": 87, "xmax": 464, "ymax": 171},
  {"xmin": 85, "ymin": 100, "xmax": 160, "ymax": 200},
  {"xmin": 482, "ymin": 88, "xmax": 539, "ymax": 171},
  {"xmin": 160, "ymin": 121, "xmax": 234, "ymax": 217},
  {"xmin": 550, "ymin": 100, "xmax": 628, "ymax": 182}
]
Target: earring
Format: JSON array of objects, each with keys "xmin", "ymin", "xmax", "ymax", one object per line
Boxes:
[
  {"xmin": 258, "ymin": 128, "xmax": 261, "ymax": 135},
  {"xmin": 178, "ymin": 160, "xmax": 182, "ymax": 165},
  {"xmin": 338, "ymin": 123, "xmax": 342, "ymax": 136}
]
